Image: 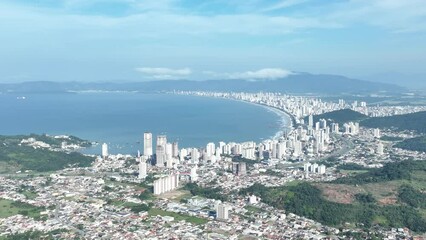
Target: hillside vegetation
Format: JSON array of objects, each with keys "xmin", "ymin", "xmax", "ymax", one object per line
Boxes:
[
  {"xmin": 310, "ymin": 109, "xmax": 426, "ymax": 135},
  {"xmin": 394, "ymin": 136, "xmax": 426, "ymax": 152},
  {"xmin": 0, "ymin": 134, "xmax": 94, "ymax": 173},
  {"xmin": 240, "ymin": 160, "xmax": 426, "ymax": 232},
  {"xmin": 306, "ymin": 109, "xmax": 368, "ymax": 125},
  {"xmin": 361, "ymin": 111, "xmax": 426, "ymax": 133}
]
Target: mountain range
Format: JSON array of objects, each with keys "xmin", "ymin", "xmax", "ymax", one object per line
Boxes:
[{"xmin": 0, "ymin": 73, "xmax": 405, "ymax": 94}]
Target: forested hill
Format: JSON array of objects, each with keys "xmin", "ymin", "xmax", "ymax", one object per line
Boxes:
[
  {"xmin": 361, "ymin": 111, "xmax": 426, "ymax": 133},
  {"xmin": 0, "ymin": 134, "xmax": 94, "ymax": 173},
  {"xmin": 309, "ymin": 109, "xmax": 426, "ymax": 134},
  {"xmin": 305, "ymin": 109, "xmax": 368, "ymax": 125},
  {"xmin": 240, "ymin": 160, "xmax": 426, "ymax": 233}
]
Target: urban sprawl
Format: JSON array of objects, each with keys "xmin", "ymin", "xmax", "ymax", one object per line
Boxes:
[{"xmin": 1, "ymin": 91, "xmax": 426, "ymax": 239}]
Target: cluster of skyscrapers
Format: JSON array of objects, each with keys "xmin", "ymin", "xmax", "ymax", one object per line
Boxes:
[{"xmin": 143, "ymin": 132, "xmax": 179, "ymax": 168}]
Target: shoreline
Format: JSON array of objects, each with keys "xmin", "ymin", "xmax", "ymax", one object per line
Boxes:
[
  {"xmin": 180, "ymin": 93, "xmax": 295, "ymax": 141},
  {"xmin": 233, "ymin": 100, "xmax": 295, "ymax": 140}
]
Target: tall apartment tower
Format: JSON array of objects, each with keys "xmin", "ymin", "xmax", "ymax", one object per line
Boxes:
[
  {"xmin": 172, "ymin": 142, "xmax": 179, "ymax": 158},
  {"xmin": 157, "ymin": 135, "xmax": 167, "ymax": 147},
  {"xmin": 143, "ymin": 132, "xmax": 153, "ymax": 157},
  {"xmin": 308, "ymin": 115, "xmax": 314, "ymax": 128},
  {"xmin": 101, "ymin": 143, "xmax": 108, "ymax": 159},
  {"xmin": 216, "ymin": 204, "xmax": 231, "ymax": 220},
  {"xmin": 139, "ymin": 160, "xmax": 147, "ymax": 179}
]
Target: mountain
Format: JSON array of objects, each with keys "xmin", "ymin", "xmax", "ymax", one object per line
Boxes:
[
  {"xmin": 362, "ymin": 72, "xmax": 426, "ymax": 90},
  {"xmin": 0, "ymin": 73, "xmax": 405, "ymax": 94}
]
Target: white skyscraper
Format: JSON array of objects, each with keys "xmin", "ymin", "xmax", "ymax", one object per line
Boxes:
[
  {"xmin": 166, "ymin": 143, "xmax": 173, "ymax": 161},
  {"xmin": 156, "ymin": 145, "xmax": 166, "ymax": 167},
  {"xmin": 191, "ymin": 148, "xmax": 200, "ymax": 163},
  {"xmin": 206, "ymin": 142, "xmax": 215, "ymax": 158},
  {"xmin": 139, "ymin": 161, "xmax": 147, "ymax": 179},
  {"xmin": 101, "ymin": 143, "xmax": 108, "ymax": 158},
  {"xmin": 156, "ymin": 135, "xmax": 167, "ymax": 167},
  {"xmin": 216, "ymin": 204, "xmax": 231, "ymax": 220},
  {"xmin": 190, "ymin": 167, "xmax": 198, "ymax": 182},
  {"xmin": 172, "ymin": 142, "xmax": 179, "ymax": 157},
  {"xmin": 157, "ymin": 135, "xmax": 167, "ymax": 147},
  {"xmin": 308, "ymin": 115, "xmax": 314, "ymax": 128},
  {"xmin": 143, "ymin": 132, "xmax": 153, "ymax": 157},
  {"xmin": 180, "ymin": 148, "xmax": 188, "ymax": 162}
]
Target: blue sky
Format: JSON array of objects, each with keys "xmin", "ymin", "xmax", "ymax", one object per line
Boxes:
[{"xmin": 1, "ymin": 0, "xmax": 425, "ymax": 85}]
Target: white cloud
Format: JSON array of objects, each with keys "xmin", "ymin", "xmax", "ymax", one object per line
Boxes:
[
  {"xmin": 229, "ymin": 68, "xmax": 294, "ymax": 80},
  {"xmin": 135, "ymin": 67, "xmax": 192, "ymax": 79}
]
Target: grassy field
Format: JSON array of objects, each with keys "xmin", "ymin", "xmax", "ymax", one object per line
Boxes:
[
  {"xmin": 148, "ymin": 208, "xmax": 208, "ymax": 225},
  {"xmin": 318, "ymin": 171, "xmax": 426, "ymax": 206},
  {"xmin": 0, "ymin": 199, "xmax": 43, "ymax": 219},
  {"xmin": 340, "ymin": 170, "xmax": 369, "ymax": 175},
  {"xmin": 19, "ymin": 190, "xmax": 38, "ymax": 200},
  {"xmin": 244, "ymin": 205, "xmax": 262, "ymax": 213}
]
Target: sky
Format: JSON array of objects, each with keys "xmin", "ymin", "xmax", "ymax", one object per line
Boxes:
[{"xmin": 1, "ymin": 0, "xmax": 426, "ymax": 86}]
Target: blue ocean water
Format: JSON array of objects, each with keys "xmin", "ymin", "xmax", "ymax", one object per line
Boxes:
[{"xmin": 0, "ymin": 92, "xmax": 287, "ymax": 155}]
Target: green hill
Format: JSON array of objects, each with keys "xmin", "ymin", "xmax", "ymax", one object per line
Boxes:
[
  {"xmin": 240, "ymin": 160, "xmax": 426, "ymax": 233},
  {"xmin": 361, "ymin": 111, "xmax": 426, "ymax": 133},
  {"xmin": 306, "ymin": 109, "xmax": 368, "ymax": 125},
  {"xmin": 309, "ymin": 110, "xmax": 426, "ymax": 135},
  {"xmin": 395, "ymin": 136, "xmax": 426, "ymax": 152},
  {"xmin": 0, "ymin": 134, "xmax": 94, "ymax": 173}
]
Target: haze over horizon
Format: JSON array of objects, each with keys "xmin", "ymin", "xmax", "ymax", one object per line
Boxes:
[{"xmin": 1, "ymin": 0, "xmax": 426, "ymax": 88}]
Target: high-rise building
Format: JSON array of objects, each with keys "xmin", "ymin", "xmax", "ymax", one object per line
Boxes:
[
  {"xmin": 373, "ymin": 128, "xmax": 380, "ymax": 138},
  {"xmin": 238, "ymin": 162, "xmax": 247, "ymax": 176},
  {"xmin": 139, "ymin": 160, "xmax": 147, "ymax": 179},
  {"xmin": 153, "ymin": 175, "xmax": 179, "ymax": 195},
  {"xmin": 172, "ymin": 142, "xmax": 179, "ymax": 158},
  {"xmin": 232, "ymin": 162, "xmax": 247, "ymax": 176},
  {"xmin": 206, "ymin": 142, "xmax": 215, "ymax": 158},
  {"xmin": 319, "ymin": 119, "xmax": 327, "ymax": 129},
  {"xmin": 276, "ymin": 141, "xmax": 286, "ymax": 159},
  {"xmin": 143, "ymin": 132, "xmax": 153, "ymax": 157},
  {"xmin": 191, "ymin": 148, "xmax": 199, "ymax": 163},
  {"xmin": 308, "ymin": 115, "xmax": 314, "ymax": 128},
  {"xmin": 190, "ymin": 167, "xmax": 198, "ymax": 182},
  {"xmin": 156, "ymin": 145, "xmax": 166, "ymax": 167},
  {"xmin": 157, "ymin": 135, "xmax": 167, "ymax": 147},
  {"xmin": 156, "ymin": 135, "xmax": 167, "ymax": 167},
  {"xmin": 101, "ymin": 143, "xmax": 108, "ymax": 158},
  {"xmin": 165, "ymin": 143, "xmax": 173, "ymax": 161},
  {"xmin": 216, "ymin": 204, "xmax": 231, "ymax": 220}
]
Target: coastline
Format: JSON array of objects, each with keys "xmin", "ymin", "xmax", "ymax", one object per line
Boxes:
[
  {"xmin": 230, "ymin": 99, "xmax": 295, "ymax": 140},
  {"xmin": 182, "ymin": 93, "xmax": 295, "ymax": 141}
]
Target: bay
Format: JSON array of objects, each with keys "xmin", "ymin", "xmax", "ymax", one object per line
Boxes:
[{"xmin": 0, "ymin": 92, "xmax": 288, "ymax": 155}]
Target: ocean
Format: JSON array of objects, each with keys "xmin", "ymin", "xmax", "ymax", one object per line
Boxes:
[{"xmin": 0, "ymin": 92, "xmax": 289, "ymax": 155}]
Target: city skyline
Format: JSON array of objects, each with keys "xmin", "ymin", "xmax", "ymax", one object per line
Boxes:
[{"xmin": 0, "ymin": 0, "xmax": 425, "ymax": 87}]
